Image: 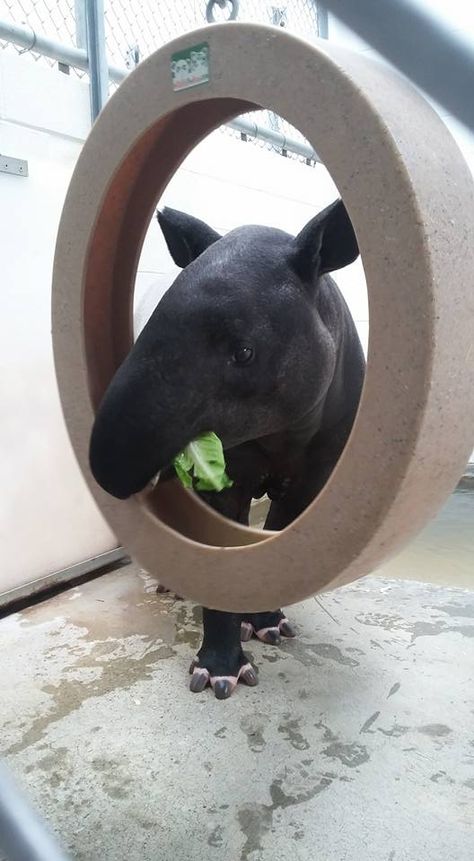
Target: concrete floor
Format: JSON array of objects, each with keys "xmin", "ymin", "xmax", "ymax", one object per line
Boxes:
[{"xmin": 0, "ymin": 485, "xmax": 473, "ymax": 860}]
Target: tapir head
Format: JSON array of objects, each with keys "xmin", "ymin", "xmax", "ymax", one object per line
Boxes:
[{"xmin": 89, "ymin": 200, "xmax": 358, "ymax": 498}]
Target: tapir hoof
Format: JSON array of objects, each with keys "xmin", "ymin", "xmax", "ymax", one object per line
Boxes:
[
  {"xmin": 241, "ymin": 611, "xmax": 297, "ymax": 644},
  {"xmin": 189, "ymin": 652, "xmax": 258, "ymax": 699}
]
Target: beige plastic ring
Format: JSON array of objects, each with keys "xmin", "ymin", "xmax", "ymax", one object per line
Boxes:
[{"xmin": 52, "ymin": 23, "xmax": 474, "ymax": 612}]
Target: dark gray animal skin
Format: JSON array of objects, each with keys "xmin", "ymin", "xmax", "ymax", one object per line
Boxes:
[{"xmin": 89, "ymin": 200, "xmax": 365, "ymax": 698}]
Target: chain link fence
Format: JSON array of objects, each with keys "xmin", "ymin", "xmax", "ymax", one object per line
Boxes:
[
  {"xmin": 0, "ymin": 0, "xmax": 87, "ymax": 80},
  {"xmin": 105, "ymin": 1, "xmax": 319, "ymax": 69},
  {"xmin": 103, "ymin": 0, "xmax": 321, "ymax": 159},
  {"xmin": 1, "ymin": 0, "xmax": 323, "ymax": 160},
  {"xmin": 1, "ymin": 1, "xmax": 80, "ymax": 62}
]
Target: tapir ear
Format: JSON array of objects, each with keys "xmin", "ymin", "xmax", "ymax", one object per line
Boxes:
[
  {"xmin": 290, "ymin": 199, "xmax": 359, "ymax": 282},
  {"xmin": 156, "ymin": 207, "xmax": 221, "ymax": 268}
]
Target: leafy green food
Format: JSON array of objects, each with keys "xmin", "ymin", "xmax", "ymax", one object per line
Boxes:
[{"xmin": 173, "ymin": 432, "xmax": 233, "ymax": 492}]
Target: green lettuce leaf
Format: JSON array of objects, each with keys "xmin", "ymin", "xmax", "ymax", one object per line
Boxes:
[
  {"xmin": 173, "ymin": 449, "xmax": 194, "ymax": 488},
  {"xmin": 173, "ymin": 432, "xmax": 233, "ymax": 492}
]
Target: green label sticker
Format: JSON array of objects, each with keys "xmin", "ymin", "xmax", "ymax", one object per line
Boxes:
[{"xmin": 171, "ymin": 43, "xmax": 210, "ymax": 92}]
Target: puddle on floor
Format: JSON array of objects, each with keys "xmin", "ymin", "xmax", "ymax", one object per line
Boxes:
[
  {"xmin": 376, "ymin": 481, "xmax": 473, "ymax": 589},
  {"xmin": 250, "ymin": 481, "xmax": 473, "ymax": 590}
]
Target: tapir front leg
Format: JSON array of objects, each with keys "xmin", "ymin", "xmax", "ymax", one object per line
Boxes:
[
  {"xmin": 189, "ymin": 609, "xmax": 258, "ymax": 699},
  {"xmin": 188, "ymin": 482, "xmax": 296, "ymax": 698},
  {"xmin": 186, "ymin": 485, "xmax": 257, "ymax": 698}
]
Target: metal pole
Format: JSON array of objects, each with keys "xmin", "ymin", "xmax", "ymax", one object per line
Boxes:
[
  {"xmin": 0, "ymin": 763, "xmax": 71, "ymax": 861},
  {"xmin": 229, "ymin": 116, "xmax": 319, "ymax": 162},
  {"xmin": 317, "ymin": 3, "xmax": 329, "ymax": 39},
  {"xmin": 321, "ymin": 0, "xmax": 474, "ymax": 131},
  {"xmin": 74, "ymin": 0, "xmax": 87, "ymax": 49},
  {"xmin": 0, "ymin": 18, "xmax": 125, "ymax": 83},
  {"xmin": 84, "ymin": 0, "xmax": 109, "ymax": 120}
]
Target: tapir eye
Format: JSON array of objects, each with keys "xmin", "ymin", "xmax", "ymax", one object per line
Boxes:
[{"xmin": 232, "ymin": 346, "xmax": 254, "ymax": 365}]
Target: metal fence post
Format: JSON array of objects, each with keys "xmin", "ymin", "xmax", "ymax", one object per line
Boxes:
[
  {"xmin": 74, "ymin": 0, "xmax": 87, "ymax": 49},
  {"xmin": 85, "ymin": 0, "xmax": 109, "ymax": 120},
  {"xmin": 317, "ymin": 3, "xmax": 329, "ymax": 39}
]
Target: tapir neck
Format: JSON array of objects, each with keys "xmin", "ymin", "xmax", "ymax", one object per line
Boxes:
[{"xmin": 257, "ymin": 397, "xmax": 326, "ymax": 467}]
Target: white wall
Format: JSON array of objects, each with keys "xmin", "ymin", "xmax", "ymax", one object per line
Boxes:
[{"xmin": 0, "ymin": 56, "xmax": 118, "ymax": 596}]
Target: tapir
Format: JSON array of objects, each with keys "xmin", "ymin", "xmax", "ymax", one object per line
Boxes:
[{"xmin": 89, "ymin": 199, "xmax": 366, "ymax": 699}]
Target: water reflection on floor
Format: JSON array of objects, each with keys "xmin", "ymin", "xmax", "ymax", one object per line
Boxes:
[
  {"xmin": 377, "ymin": 479, "xmax": 473, "ymax": 589},
  {"xmin": 251, "ymin": 477, "xmax": 473, "ymax": 590}
]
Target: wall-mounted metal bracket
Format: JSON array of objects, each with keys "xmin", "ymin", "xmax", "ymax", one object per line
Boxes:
[{"xmin": 0, "ymin": 154, "xmax": 29, "ymax": 177}]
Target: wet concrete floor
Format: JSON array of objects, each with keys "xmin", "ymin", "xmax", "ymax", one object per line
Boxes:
[{"xmin": 0, "ymin": 484, "xmax": 473, "ymax": 860}]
